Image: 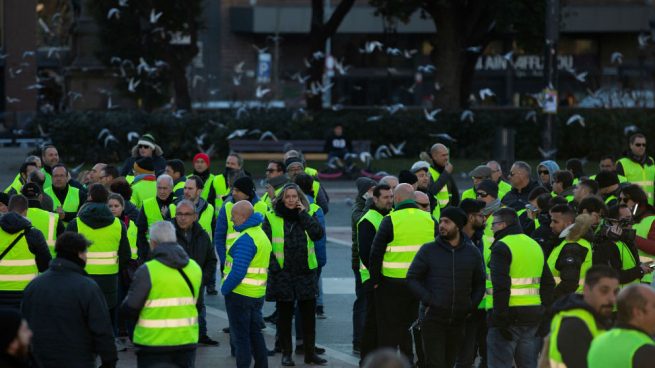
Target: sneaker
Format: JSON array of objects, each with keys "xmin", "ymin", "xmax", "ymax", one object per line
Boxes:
[
  {"xmin": 316, "ymin": 306, "xmax": 327, "ymax": 320},
  {"xmin": 115, "ymin": 338, "xmax": 127, "ymax": 352},
  {"xmin": 199, "ymin": 335, "xmax": 219, "ymax": 346},
  {"xmin": 222, "ymin": 326, "xmax": 230, "ymax": 333},
  {"xmin": 206, "ymin": 285, "xmax": 218, "ymax": 295},
  {"xmin": 295, "ymin": 344, "xmax": 326, "ymax": 355}
]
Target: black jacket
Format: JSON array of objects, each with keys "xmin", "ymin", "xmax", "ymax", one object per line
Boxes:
[
  {"xmin": 357, "ymin": 205, "xmax": 389, "ymax": 273},
  {"xmin": 173, "ymin": 221, "xmax": 218, "ymax": 286},
  {"xmin": 120, "ymin": 155, "xmax": 167, "ymax": 177},
  {"xmin": 22, "ymin": 258, "xmax": 117, "ymax": 368},
  {"xmin": 551, "ymin": 233, "xmax": 593, "ymax": 300},
  {"xmin": 406, "ymin": 234, "xmax": 485, "ymax": 323},
  {"xmin": 530, "ymin": 214, "xmax": 558, "ymax": 258},
  {"xmin": 49, "ymin": 185, "xmax": 86, "ymax": 223},
  {"xmin": 548, "ymin": 294, "xmax": 610, "ymax": 368},
  {"xmin": 593, "ymin": 233, "xmax": 643, "ymax": 285},
  {"xmin": 0, "ymin": 213, "xmax": 51, "ymax": 307},
  {"xmin": 501, "ymin": 180, "xmax": 542, "ymax": 211},
  {"xmin": 368, "ymin": 202, "xmax": 439, "ymax": 286},
  {"xmin": 489, "ymin": 223, "xmax": 555, "ymax": 327},
  {"xmin": 350, "ymin": 189, "xmax": 373, "ymax": 271},
  {"xmin": 123, "ymin": 200, "xmax": 139, "ymax": 223},
  {"xmin": 262, "ymin": 203, "xmax": 324, "ymax": 302},
  {"xmin": 66, "ymin": 203, "xmax": 131, "ymax": 309},
  {"xmin": 428, "ymin": 165, "xmax": 460, "ymax": 207}
]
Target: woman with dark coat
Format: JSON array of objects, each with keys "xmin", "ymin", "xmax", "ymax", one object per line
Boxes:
[{"xmin": 262, "ymin": 184, "xmax": 326, "ymax": 366}]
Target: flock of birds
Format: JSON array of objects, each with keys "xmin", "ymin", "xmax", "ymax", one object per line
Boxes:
[{"xmin": 5, "ymin": 4, "xmax": 655, "ymax": 165}]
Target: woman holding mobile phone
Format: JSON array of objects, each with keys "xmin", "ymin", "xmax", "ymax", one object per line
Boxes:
[{"xmin": 263, "ymin": 183, "xmax": 326, "ymax": 366}]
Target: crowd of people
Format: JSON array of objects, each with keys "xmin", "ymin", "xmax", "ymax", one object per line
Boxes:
[{"xmin": 2, "ymin": 131, "xmax": 655, "ymax": 368}]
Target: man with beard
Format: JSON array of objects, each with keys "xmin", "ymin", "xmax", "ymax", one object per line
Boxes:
[
  {"xmin": 476, "ymin": 180, "xmax": 502, "ymax": 246},
  {"xmin": 0, "ymin": 309, "xmax": 34, "ymax": 368},
  {"xmin": 208, "ymin": 153, "xmax": 247, "ymax": 214},
  {"xmin": 426, "ymin": 144, "xmax": 459, "ymax": 209},
  {"xmin": 456, "ymin": 199, "xmax": 489, "ymax": 368},
  {"xmin": 407, "ymin": 207, "xmax": 485, "ymax": 368},
  {"xmin": 357, "ymin": 183, "xmax": 393, "ymax": 362},
  {"xmin": 548, "ymin": 265, "xmax": 619, "ymax": 368},
  {"xmin": 617, "ymin": 133, "xmax": 655, "ymax": 205},
  {"xmin": 410, "ymin": 161, "xmax": 437, "ymax": 218}
]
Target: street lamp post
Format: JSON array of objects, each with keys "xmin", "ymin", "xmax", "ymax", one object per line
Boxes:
[{"xmin": 543, "ymin": 0, "xmax": 560, "ymax": 153}]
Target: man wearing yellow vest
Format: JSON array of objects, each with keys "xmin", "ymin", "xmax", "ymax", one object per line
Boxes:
[
  {"xmin": 487, "ymin": 160, "xmax": 513, "ymax": 200},
  {"xmin": 208, "ymin": 153, "xmax": 245, "ymax": 214},
  {"xmin": 617, "ymin": 133, "xmax": 655, "ymax": 205},
  {"xmin": 130, "ymin": 157, "xmax": 158, "ymax": 209},
  {"xmin": 476, "ymin": 180, "xmax": 502, "ymax": 247},
  {"xmin": 44, "ymin": 164, "xmax": 85, "ymax": 225},
  {"xmin": 286, "ymin": 157, "xmax": 329, "ymax": 214},
  {"xmin": 619, "ymin": 185, "xmax": 655, "ymax": 285},
  {"xmin": 190, "ymin": 153, "xmax": 214, "ymax": 201},
  {"xmin": 595, "ymin": 171, "xmax": 622, "ymax": 208},
  {"xmin": 166, "ymin": 159, "xmax": 187, "ymax": 199},
  {"xmin": 552, "ymin": 170, "xmax": 576, "ymax": 203},
  {"xmin": 22, "ymin": 183, "xmax": 64, "ymax": 257},
  {"xmin": 357, "ymin": 183, "xmax": 393, "ymax": 362},
  {"xmin": 221, "ymin": 200, "xmax": 271, "ymax": 368},
  {"xmin": 406, "ymin": 207, "xmax": 485, "ymax": 368},
  {"xmin": 4, "ymin": 160, "xmax": 39, "ymax": 195},
  {"xmin": 547, "ymin": 265, "xmax": 619, "ymax": 368},
  {"xmin": 487, "ymin": 207, "xmax": 555, "ymax": 368},
  {"xmin": 136, "ymin": 174, "xmax": 175, "ymax": 260},
  {"xmin": 40, "ymin": 145, "xmax": 59, "ymax": 190},
  {"xmin": 0, "ymin": 195, "xmax": 51, "ymax": 309},
  {"xmin": 121, "ymin": 221, "xmax": 202, "ymax": 367},
  {"xmin": 368, "ymin": 183, "xmax": 437, "ymax": 362},
  {"xmin": 171, "ymin": 200, "xmax": 218, "ymax": 346},
  {"xmin": 261, "ymin": 160, "xmax": 289, "ymax": 209},
  {"xmin": 588, "ymin": 284, "xmax": 655, "ymax": 368},
  {"xmin": 66, "ymin": 184, "xmax": 131, "ymax": 330},
  {"xmin": 172, "ymin": 176, "xmax": 215, "ymax": 241},
  {"xmin": 460, "ymin": 165, "xmax": 493, "ymax": 201},
  {"xmin": 426, "ymin": 143, "xmax": 459, "ymax": 209},
  {"xmin": 548, "ymin": 204, "xmax": 594, "ymax": 299}
]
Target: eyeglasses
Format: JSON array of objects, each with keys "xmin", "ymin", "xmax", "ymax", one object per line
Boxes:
[
  {"xmin": 138, "ymin": 144, "xmax": 152, "ymax": 149},
  {"xmin": 538, "ymin": 170, "xmax": 549, "ymax": 175},
  {"xmin": 635, "ymin": 143, "xmax": 646, "ymax": 147},
  {"xmin": 476, "ymin": 192, "xmax": 489, "ymax": 198},
  {"xmin": 176, "ymin": 212, "xmax": 195, "ymax": 217}
]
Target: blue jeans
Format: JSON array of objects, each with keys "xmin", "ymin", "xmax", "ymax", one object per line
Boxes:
[
  {"xmin": 487, "ymin": 324, "xmax": 540, "ymax": 368},
  {"xmin": 136, "ymin": 349, "xmax": 196, "ymax": 368},
  {"xmin": 225, "ymin": 293, "xmax": 268, "ymax": 368}
]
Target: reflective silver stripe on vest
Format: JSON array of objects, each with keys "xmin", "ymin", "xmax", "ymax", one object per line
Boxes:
[
  {"xmin": 549, "ymin": 359, "xmax": 567, "ymax": 368},
  {"xmin": 0, "ymin": 274, "xmax": 37, "ymax": 281},
  {"xmin": 144, "ymin": 297, "xmax": 196, "ymax": 308},
  {"xmin": 137, "ymin": 317, "xmax": 198, "ymax": 328},
  {"xmin": 224, "ymin": 262, "xmax": 267, "ymax": 274},
  {"xmin": 274, "ymin": 252, "xmax": 284, "ymax": 259},
  {"xmin": 553, "ymin": 277, "xmax": 583, "ymax": 286},
  {"xmin": 382, "ymin": 261, "xmax": 412, "ymax": 269},
  {"xmin": 226, "ymin": 233, "xmax": 240, "ymax": 240},
  {"xmin": 512, "ymin": 277, "xmax": 541, "ymax": 285},
  {"xmin": 241, "ymin": 278, "xmax": 267, "ymax": 286},
  {"xmin": 87, "ymin": 251, "xmax": 118, "ymax": 258},
  {"xmin": 385, "ymin": 245, "xmax": 422, "ymax": 253},
  {"xmin": 86, "ymin": 259, "xmax": 118, "ymax": 265},
  {"xmin": 486, "ymin": 288, "xmax": 540, "ymax": 296},
  {"xmin": 47, "ymin": 214, "xmax": 56, "ymax": 246},
  {"xmin": 272, "ymin": 237, "xmax": 284, "ymax": 243},
  {"xmin": 0, "ymin": 259, "xmax": 37, "ymax": 266}
]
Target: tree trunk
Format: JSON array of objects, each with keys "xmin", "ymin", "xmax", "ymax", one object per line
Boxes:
[
  {"xmin": 169, "ymin": 54, "xmax": 192, "ymax": 111},
  {"xmin": 430, "ymin": 5, "xmax": 464, "ymax": 111}
]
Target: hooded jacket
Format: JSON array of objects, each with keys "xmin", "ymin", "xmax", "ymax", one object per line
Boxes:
[
  {"xmin": 406, "ymin": 234, "xmax": 485, "ymax": 323},
  {"xmin": 120, "ymin": 242, "xmax": 198, "ymax": 351},
  {"xmin": 173, "ymin": 221, "xmax": 217, "ymax": 286},
  {"xmin": 357, "ymin": 204, "xmax": 390, "ymax": 273},
  {"xmin": 67, "ymin": 202, "xmax": 131, "ymax": 309},
  {"xmin": 547, "ymin": 294, "xmax": 610, "ymax": 368},
  {"xmin": 489, "ymin": 222, "xmax": 555, "ymax": 327},
  {"xmin": 220, "ymin": 212, "xmax": 265, "ymax": 295},
  {"xmin": 537, "ymin": 160, "xmax": 560, "ymax": 190},
  {"xmin": 22, "ymin": 258, "xmax": 117, "ymax": 367},
  {"xmin": 215, "ymin": 194, "xmax": 262, "ymax": 270},
  {"xmin": 0, "ymin": 213, "xmax": 51, "ymax": 307},
  {"xmin": 551, "ymin": 214, "xmax": 594, "ymax": 299}
]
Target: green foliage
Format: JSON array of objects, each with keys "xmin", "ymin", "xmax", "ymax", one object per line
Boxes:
[{"xmin": 33, "ymin": 109, "xmax": 655, "ymax": 165}]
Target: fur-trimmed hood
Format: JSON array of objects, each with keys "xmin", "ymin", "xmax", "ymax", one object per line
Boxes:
[
  {"xmin": 130, "ymin": 143, "xmax": 163, "ymax": 157},
  {"xmin": 560, "ymin": 213, "xmax": 594, "ymax": 242}
]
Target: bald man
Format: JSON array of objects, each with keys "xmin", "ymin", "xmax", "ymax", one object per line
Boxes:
[
  {"xmin": 415, "ymin": 191, "xmax": 430, "ymax": 213},
  {"xmin": 379, "ymin": 176, "xmax": 399, "ymax": 191},
  {"xmin": 427, "ymin": 143, "xmax": 459, "ymax": 209},
  {"xmin": 588, "ymin": 284, "xmax": 655, "ymax": 368},
  {"xmin": 221, "ymin": 200, "xmax": 272, "ymax": 368},
  {"xmin": 486, "ymin": 161, "xmax": 512, "ymax": 200},
  {"xmin": 368, "ymin": 183, "xmax": 437, "ymax": 361}
]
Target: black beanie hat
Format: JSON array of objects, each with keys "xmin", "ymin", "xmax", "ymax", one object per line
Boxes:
[
  {"xmin": 440, "ymin": 207, "xmax": 468, "ymax": 229},
  {"xmin": 0, "ymin": 308, "xmax": 22, "ymax": 351},
  {"xmin": 232, "ymin": 176, "xmax": 256, "ymax": 199},
  {"xmin": 459, "ymin": 198, "xmax": 486, "ymax": 215},
  {"xmin": 134, "ymin": 157, "xmax": 155, "ymax": 173},
  {"xmin": 398, "ymin": 170, "xmax": 418, "ymax": 185},
  {"xmin": 0, "ymin": 192, "xmax": 9, "ymax": 206},
  {"xmin": 595, "ymin": 170, "xmax": 620, "ymax": 189},
  {"xmin": 476, "ymin": 179, "xmax": 499, "ymax": 199}
]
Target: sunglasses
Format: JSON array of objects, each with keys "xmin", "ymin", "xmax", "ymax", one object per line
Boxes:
[
  {"xmin": 635, "ymin": 143, "xmax": 646, "ymax": 147},
  {"xmin": 138, "ymin": 144, "xmax": 152, "ymax": 149},
  {"xmin": 538, "ymin": 170, "xmax": 549, "ymax": 175},
  {"xmin": 476, "ymin": 192, "xmax": 489, "ymax": 198}
]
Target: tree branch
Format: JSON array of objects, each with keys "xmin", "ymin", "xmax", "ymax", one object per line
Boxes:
[{"xmin": 323, "ymin": 0, "xmax": 356, "ymax": 39}]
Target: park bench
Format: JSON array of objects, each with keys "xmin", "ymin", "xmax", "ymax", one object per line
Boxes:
[{"xmin": 228, "ymin": 139, "xmax": 371, "ymax": 160}]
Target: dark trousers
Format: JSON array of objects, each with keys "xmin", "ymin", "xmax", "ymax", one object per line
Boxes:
[
  {"xmin": 136, "ymin": 349, "xmax": 196, "ymax": 368},
  {"xmin": 421, "ymin": 319, "xmax": 466, "ymax": 368},
  {"xmin": 352, "ymin": 269, "xmax": 367, "ymax": 347},
  {"xmin": 277, "ymin": 299, "xmax": 316, "ymax": 356},
  {"xmin": 196, "ymin": 285, "xmax": 207, "ymax": 337},
  {"xmin": 375, "ymin": 280, "xmax": 418, "ymax": 362},
  {"xmin": 359, "ymin": 281, "xmax": 377, "ymax": 364},
  {"xmin": 455, "ymin": 308, "xmax": 488, "ymax": 368},
  {"xmin": 225, "ymin": 293, "xmax": 268, "ymax": 368}
]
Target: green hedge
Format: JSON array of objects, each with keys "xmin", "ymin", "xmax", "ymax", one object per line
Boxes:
[{"xmin": 33, "ymin": 108, "xmax": 655, "ymax": 163}]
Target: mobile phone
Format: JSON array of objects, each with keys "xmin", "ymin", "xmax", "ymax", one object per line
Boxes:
[{"xmin": 633, "ymin": 203, "xmax": 639, "ymax": 216}]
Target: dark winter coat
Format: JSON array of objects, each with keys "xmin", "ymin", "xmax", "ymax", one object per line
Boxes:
[
  {"xmin": 173, "ymin": 221, "xmax": 217, "ymax": 286},
  {"xmin": 501, "ymin": 180, "xmax": 542, "ymax": 211},
  {"xmin": 406, "ymin": 234, "xmax": 485, "ymax": 323},
  {"xmin": 66, "ymin": 203, "xmax": 131, "ymax": 309},
  {"xmin": 22, "ymin": 258, "xmax": 117, "ymax": 368},
  {"xmin": 0, "ymin": 213, "xmax": 51, "ymax": 308},
  {"xmin": 263, "ymin": 202, "xmax": 325, "ymax": 302}
]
